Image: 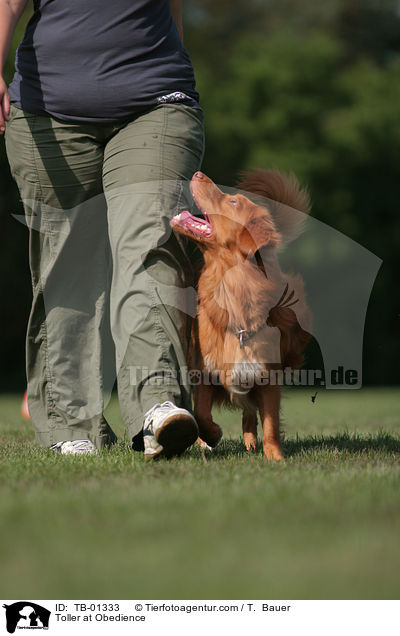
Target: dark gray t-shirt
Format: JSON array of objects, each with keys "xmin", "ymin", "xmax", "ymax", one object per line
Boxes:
[{"xmin": 8, "ymin": 0, "xmax": 200, "ymax": 123}]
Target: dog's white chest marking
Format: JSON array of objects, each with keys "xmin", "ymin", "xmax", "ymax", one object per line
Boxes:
[
  {"xmin": 203, "ymin": 353, "xmax": 265, "ymax": 395},
  {"xmin": 229, "ymin": 361, "xmax": 266, "ymax": 395}
]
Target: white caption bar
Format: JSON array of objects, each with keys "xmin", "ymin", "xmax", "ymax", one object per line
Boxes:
[{"xmin": 1, "ymin": 600, "xmax": 399, "ymax": 636}]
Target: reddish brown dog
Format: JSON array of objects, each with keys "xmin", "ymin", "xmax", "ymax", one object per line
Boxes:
[{"xmin": 171, "ymin": 170, "xmax": 312, "ymax": 461}]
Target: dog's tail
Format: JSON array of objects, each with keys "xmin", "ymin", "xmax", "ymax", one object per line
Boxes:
[
  {"xmin": 237, "ymin": 169, "xmax": 311, "ymax": 246},
  {"xmin": 237, "ymin": 169, "xmax": 311, "ymax": 214}
]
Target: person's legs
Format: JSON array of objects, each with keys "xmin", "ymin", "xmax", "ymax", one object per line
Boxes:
[
  {"xmin": 5, "ymin": 105, "xmax": 117, "ymax": 448},
  {"xmin": 102, "ymin": 104, "xmax": 204, "ymax": 445}
]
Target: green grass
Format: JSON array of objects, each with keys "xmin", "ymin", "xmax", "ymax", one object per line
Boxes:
[{"xmin": 0, "ymin": 388, "xmax": 399, "ymax": 599}]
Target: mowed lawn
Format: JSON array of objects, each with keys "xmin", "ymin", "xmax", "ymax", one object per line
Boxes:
[{"xmin": 0, "ymin": 388, "xmax": 399, "ymax": 599}]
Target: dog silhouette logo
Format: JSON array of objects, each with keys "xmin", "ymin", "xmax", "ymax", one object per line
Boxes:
[{"xmin": 2, "ymin": 602, "xmax": 50, "ymax": 633}]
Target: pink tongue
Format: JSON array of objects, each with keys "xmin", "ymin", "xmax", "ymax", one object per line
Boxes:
[{"xmin": 175, "ymin": 209, "xmax": 212, "ymax": 237}]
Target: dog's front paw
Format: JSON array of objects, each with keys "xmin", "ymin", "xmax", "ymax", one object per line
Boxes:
[
  {"xmin": 263, "ymin": 442, "xmax": 285, "ymax": 462},
  {"xmin": 197, "ymin": 420, "xmax": 223, "ymax": 448},
  {"xmin": 197, "ymin": 437, "xmax": 213, "ymax": 451}
]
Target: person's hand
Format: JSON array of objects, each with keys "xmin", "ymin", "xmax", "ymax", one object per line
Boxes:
[{"xmin": 0, "ymin": 75, "xmax": 10, "ymax": 135}]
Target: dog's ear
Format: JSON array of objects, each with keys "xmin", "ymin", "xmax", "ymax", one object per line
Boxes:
[{"xmin": 239, "ymin": 217, "xmax": 280, "ymax": 255}]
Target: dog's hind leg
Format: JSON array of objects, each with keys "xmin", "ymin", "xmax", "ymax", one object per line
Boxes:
[
  {"xmin": 255, "ymin": 385, "xmax": 284, "ymax": 461},
  {"xmin": 242, "ymin": 410, "xmax": 258, "ymax": 451}
]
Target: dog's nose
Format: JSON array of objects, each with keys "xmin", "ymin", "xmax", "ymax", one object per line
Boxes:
[{"xmin": 193, "ymin": 171, "xmax": 205, "ymax": 180}]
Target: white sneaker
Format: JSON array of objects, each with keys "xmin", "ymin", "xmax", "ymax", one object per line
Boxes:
[
  {"xmin": 143, "ymin": 401, "xmax": 199, "ymax": 460},
  {"xmin": 50, "ymin": 439, "xmax": 98, "ymax": 455}
]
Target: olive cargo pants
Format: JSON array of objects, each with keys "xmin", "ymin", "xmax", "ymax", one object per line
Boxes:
[{"xmin": 5, "ymin": 103, "xmax": 204, "ymax": 448}]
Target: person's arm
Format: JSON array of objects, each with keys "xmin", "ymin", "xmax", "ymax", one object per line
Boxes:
[
  {"xmin": 0, "ymin": 0, "xmax": 29, "ymax": 134},
  {"xmin": 169, "ymin": 0, "xmax": 183, "ymax": 42}
]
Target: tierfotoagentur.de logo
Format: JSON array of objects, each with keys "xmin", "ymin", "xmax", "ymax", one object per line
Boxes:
[{"xmin": 2, "ymin": 603, "xmax": 51, "ymax": 634}]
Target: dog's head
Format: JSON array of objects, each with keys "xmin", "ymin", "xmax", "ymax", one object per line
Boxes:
[{"xmin": 171, "ymin": 172, "xmax": 281, "ymax": 261}]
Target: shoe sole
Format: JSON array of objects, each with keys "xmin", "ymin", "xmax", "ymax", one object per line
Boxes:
[
  {"xmin": 151, "ymin": 413, "xmax": 199, "ymax": 460},
  {"xmin": 50, "ymin": 440, "xmax": 98, "ymax": 455}
]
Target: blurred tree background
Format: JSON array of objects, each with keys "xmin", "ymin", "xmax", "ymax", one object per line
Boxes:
[{"xmin": 0, "ymin": 0, "xmax": 399, "ymax": 389}]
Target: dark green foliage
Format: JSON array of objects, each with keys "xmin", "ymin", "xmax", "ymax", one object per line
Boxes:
[{"xmin": 1, "ymin": 2, "xmax": 399, "ymax": 386}]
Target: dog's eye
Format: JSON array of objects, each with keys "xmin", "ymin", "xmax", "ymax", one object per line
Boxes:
[{"xmin": 229, "ymin": 198, "xmax": 237, "ymax": 206}]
